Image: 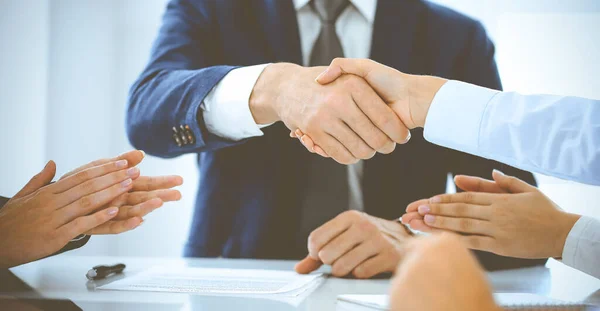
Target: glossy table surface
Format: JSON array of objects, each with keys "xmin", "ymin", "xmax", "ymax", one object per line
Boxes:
[{"xmin": 4, "ymin": 255, "xmax": 600, "ymax": 310}]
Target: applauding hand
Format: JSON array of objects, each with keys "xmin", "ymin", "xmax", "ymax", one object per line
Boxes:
[{"xmin": 401, "ymin": 170, "xmax": 581, "ymax": 259}]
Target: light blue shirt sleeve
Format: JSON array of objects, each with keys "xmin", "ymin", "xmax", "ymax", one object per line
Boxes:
[{"xmin": 424, "ymin": 80, "xmax": 600, "ymax": 186}]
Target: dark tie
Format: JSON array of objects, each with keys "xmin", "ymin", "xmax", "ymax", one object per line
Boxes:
[{"xmin": 298, "ymin": 0, "xmax": 351, "ymax": 244}]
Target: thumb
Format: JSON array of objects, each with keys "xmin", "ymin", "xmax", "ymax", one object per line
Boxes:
[
  {"xmin": 315, "ymin": 58, "xmax": 375, "ymax": 85},
  {"xmin": 492, "ymin": 169, "xmax": 536, "ymax": 193},
  {"xmin": 15, "ymin": 160, "xmax": 57, "ymax": 198},
  {"xmin": 294, "ymin": 255, "xmax": 323, "ymax": 274}
]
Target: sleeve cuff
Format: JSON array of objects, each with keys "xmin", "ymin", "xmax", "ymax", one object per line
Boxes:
[
  {"xmin": 423, "ymin": 80, "xmax": 500, "ymax": 155},
  {"xmin": 562, "ymin": 216, "xmax": 595, "ymax": 267},
  {"xmin": 202, "ymin": 64, "xmax": 271, "ymax": 141}
]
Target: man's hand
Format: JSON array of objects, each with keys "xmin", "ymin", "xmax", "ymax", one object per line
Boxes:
[
  {"xmin": 61, "ymin": 150, "xmax": 183, "ymax": 234},
  {"xmin": 249, "ymin": 63, "xmax": 410, "ymax": 164},
  {"xmin": 287, "ymin": 58, "xmax": 447, "ymax": 156},
  {"xmin": 390, "ymin": 233, "xmax": 499, "ymax": 311},
  {"xmin": 401, "ymin": 170, "xmax": 581, "ymax": 259},
  {"xmin": 294, "ymin": 211, "xmax": 412, "ymax": 279}
]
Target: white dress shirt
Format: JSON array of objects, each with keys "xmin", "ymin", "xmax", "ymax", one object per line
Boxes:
[
  {"xmin": 425, "ymin": 80, "xmax": 600, "ymax": 278},
  {"xmin": 202, "ymin": 0, "xmax": 377, "ymax": 212}
]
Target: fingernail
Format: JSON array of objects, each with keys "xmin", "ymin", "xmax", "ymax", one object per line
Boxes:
[
  {"xmin": 424, "ymin": 214, "xmax": 435, "ymax": 224},
  {"xmin": 140, "ymin": 150, "xmax": 146, "ymax": 158},
  {"xmin": 493, "ymin": 169, "xmax": 505, "ymax": 176},
  {"xmin": 430, "ymin": 196, "xmax": 441, "ymax": 203},
  {"xmin": 121, "ymin": 178, "xmax": 132, "ymax": 187},
  {"xmin": 403, "ymin": 131, "xmax": 411, "ymax": 144},
  {"xmin": 107, "ymin": 207, "xmax": 118, "ymax": 216},
  {"xmin": 44, "ymin": 160, "xmax": 52, "ymax": 169},
  {"xmin": 315, "ymin": 68, "xmax": 329, "ymax": 82},
  {"xmin": 116, "ymin": 160, "xmax": 128, "ymax": 168},
  {"xmin": 418, "ymin": 205, "xmax": 430, "ymax": 214},
  {"xmin": 127, "ymin": 167, "xmax": 139, "ymax": 177}
]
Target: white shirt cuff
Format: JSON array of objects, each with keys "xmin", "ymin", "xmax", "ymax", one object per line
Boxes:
[
  {"xmin": 202, "ymin": 64, "xmax": 272, "ymax": 141},
  {"xmin": 423, "ymin": 80, "xmax": 500, "ymax": 156},
  {"xmin": 561, "ymin": 216, "xmax": 600, "ymax": 276}
]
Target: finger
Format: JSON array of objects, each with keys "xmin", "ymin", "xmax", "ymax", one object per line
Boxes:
[
  {"xmin": 400, "ymin": 212, "xmax": 422, "ymax": 225},
  {"xmin": 294, "ymin": 256, "xmax": 323, "ymax": 274},
  {"xmin": 350, "ymin": 78, "xmax": 410, "ymax": 144},
  {"xmin": 352, "ymin": 253, "xmax": 394, "ymax": 279},
  {"xmin": 131, "ymin": 175, "xmax": 183, "ymax": 192},
  {"xmin": 459, "ymin": 235, "xmax": 496, "ymax": 253},
  {"xmin": 113, "ymin": 198, "xmax": 163, "ymax": 220},
  {"xmin": 55, "ymin": 167, "xmax": 139, "ymax": 207},
  {"xmin": 299, "ymin": 134, "xmax": 316, "ymax": 153},
  {"xmin": 430, "ymin": 192, "xmax": 495, "ymax": 206},
  {"xmin": 308, "ymin": 212, "xmax": 357, "ymax": 259},
  {"xmin": 405, "ymin": 198, "xmax": 430, "ymax": 213},
  {"xmin": 58, "ymin": 207, "xmax": 119, "ymax": 240},
  {"xmin": 317, "ymin": 225, "xmax": 366, "ymax": 265},
  {"xmin": 51, "ymin": 160, "xmax": 130, "ymax": 194},
  {"xmin": 330, "ymin": 240, "xmax": 380, "ymax": 277},
  {"xmin": 316, "ymin": 58, "xmax": 374, "ymax": 85},
  {"xmin": 314, "ymin": 132, "xmax": 358, "ymax": 165},
  {"xmin": 289, "ymin": 130, "xmax": 297, "ymax": 138},
  {"xmin": 407, "ymin": 219, "xmax": 441, "ymax": 233},
  {"xmin": 492, "ymin": 170, "xmax": 536, "ymax": 193},
  {"xmin": 423, "ymin": 214, "xmax": 492, "ymax": 235},
  {"xmin": 340, "ymin": 98, "xmax": 395, "ymax": 154},
  {"xmin": 57, "ymin": 179, "xmax": 134, "ymax": 225},
  {"xmin": 419, "ymin": 203, "xmax": 492, "ymax": 220},
  {"xmin": 313, "ymin": 145, "xmax": 329, "ymax": 158},
  {"xmin": 15, "ymin": 160, "xmax": 57, "ymax": 198},
  {"xmin": 454, "ymin": 175, "xmax": 506, "ymax": 193},
  {"xmin": 85, "ymin": 216, "xmax": 143, "ymax": 235},
  {"xmin": 60, "ymin": 150, "xmax": 145, "ymax": 180},
  {"xmin": 119, "ymin": 189, "xmax": 182, "ymax": 206},
  {"xmin": 326, "ymin": 121, "xmax": 376, "ymax": 161}
]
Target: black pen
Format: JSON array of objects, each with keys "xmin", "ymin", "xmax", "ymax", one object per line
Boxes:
[{"xmin": 86, "ymin": 263, "xmax": 126, "ymax": 280}]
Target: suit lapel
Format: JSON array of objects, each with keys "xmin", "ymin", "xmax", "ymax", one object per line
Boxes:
[{"xmin": 253, "ymin": 0, "xmax": 303, "ymax": 64}]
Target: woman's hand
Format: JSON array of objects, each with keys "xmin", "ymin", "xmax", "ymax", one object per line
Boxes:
[
  {"xmin": 59, "ymin": 150, "xmax": 183, "ymax": 234},
  {"xmin": 390, "ymin": 233, "xmax": 499, "ymax": 311},
  {"xmin": 0, "ymin": 159, "xmax": 136, "ymax": 268},
  {"xmin": 401, "ymin": 170, "xmax": 581, "ymax": 259}
]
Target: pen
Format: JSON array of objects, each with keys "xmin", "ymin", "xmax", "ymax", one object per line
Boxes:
[{"xmin": 86, "ymin": 263, "xmax": 126, "ymax": 280}]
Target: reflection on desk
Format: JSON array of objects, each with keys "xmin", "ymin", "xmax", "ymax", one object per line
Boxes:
[{"xmin": 5, "ymin": 256, "xmax": 600, "ymax": 310}]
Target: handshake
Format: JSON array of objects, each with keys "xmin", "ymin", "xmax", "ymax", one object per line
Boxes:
[{"xmin": 249, "ymin": 58, "xmax": 448, "ymax": 164}]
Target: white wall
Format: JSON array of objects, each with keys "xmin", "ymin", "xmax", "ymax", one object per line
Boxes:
[{"xmin": 0, "ymin": 0, "xmax": 598, "ymax": 258}]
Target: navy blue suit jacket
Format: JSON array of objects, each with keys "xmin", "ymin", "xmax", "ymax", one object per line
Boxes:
[{"xmin": 127, "ymin": 0, "xmax": 545, "ymax": 270}]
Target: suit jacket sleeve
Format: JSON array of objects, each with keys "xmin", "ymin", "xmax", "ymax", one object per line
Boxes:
[
  {"xmin": 127, "ymin": 0, "xmax": 245, "ymax": 158},
  {"xmin": 445, "ymin": 21, "xmax": 537, "ymax": 188}
]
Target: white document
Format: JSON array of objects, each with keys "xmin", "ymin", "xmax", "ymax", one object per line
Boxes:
[
  {"xmin": 98, "ymin": 266, "xmax": 323, "ymax": 296},
  {"xmin": 336, "ymin": 293, "xmax": 587, "ymax": 310}
]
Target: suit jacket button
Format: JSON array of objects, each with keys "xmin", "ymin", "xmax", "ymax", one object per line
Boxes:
[
  {"xmin": 179, "ymin": 125, "xmax": 189, "ymax": 145},
  {"xmin": 184, "ymin": 125, "xmax": 195, "ymax": 144}
]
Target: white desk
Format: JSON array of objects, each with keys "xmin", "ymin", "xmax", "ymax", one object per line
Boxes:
[{"xmin": 5, "ymin": 256, "xmax": 600, "ymax": 310}]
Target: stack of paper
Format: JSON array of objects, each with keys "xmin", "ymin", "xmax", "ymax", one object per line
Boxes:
[{"xmin": 98, "ymin": 266, "xmax": 322, "ymax": 297}]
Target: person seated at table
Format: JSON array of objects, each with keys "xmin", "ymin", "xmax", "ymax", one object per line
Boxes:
[
  {"xmin": 292, "ymin": 58, "xmax": 600, "ymax": 279},
  {"xmin": 0, "ymin": 150, "xmax": 183, "ymax": 268}
]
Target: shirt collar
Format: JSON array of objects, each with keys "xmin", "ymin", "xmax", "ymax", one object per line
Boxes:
[{"xmin": 292, "ymin": 0, "xmax": 377, "ymax": 24}]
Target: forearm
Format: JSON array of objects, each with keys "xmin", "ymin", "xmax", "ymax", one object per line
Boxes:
[
  {"xmin": 420, "ymin": 79, "xmax": 600, "ymax": 185},
  {"xmin": 0, "ymin": 196, "xmax": 9, "ymax": 209}
]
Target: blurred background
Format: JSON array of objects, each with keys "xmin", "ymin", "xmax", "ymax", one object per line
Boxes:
[{"xmin": 0, "ymin": 0, "xmax": 599, "ymax": 258}]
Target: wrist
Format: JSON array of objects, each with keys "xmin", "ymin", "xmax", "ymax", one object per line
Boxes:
[
  {"xmin": 554, "ymin": 212, "xmax": 581, "ymax": 258},
  {"xmin": 406, "ymin": 74, "xmax": 447, "ymax": 128},
  {"xmin": 249, "ymin": 62, "xmax": 301, "ymax": 125}
]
